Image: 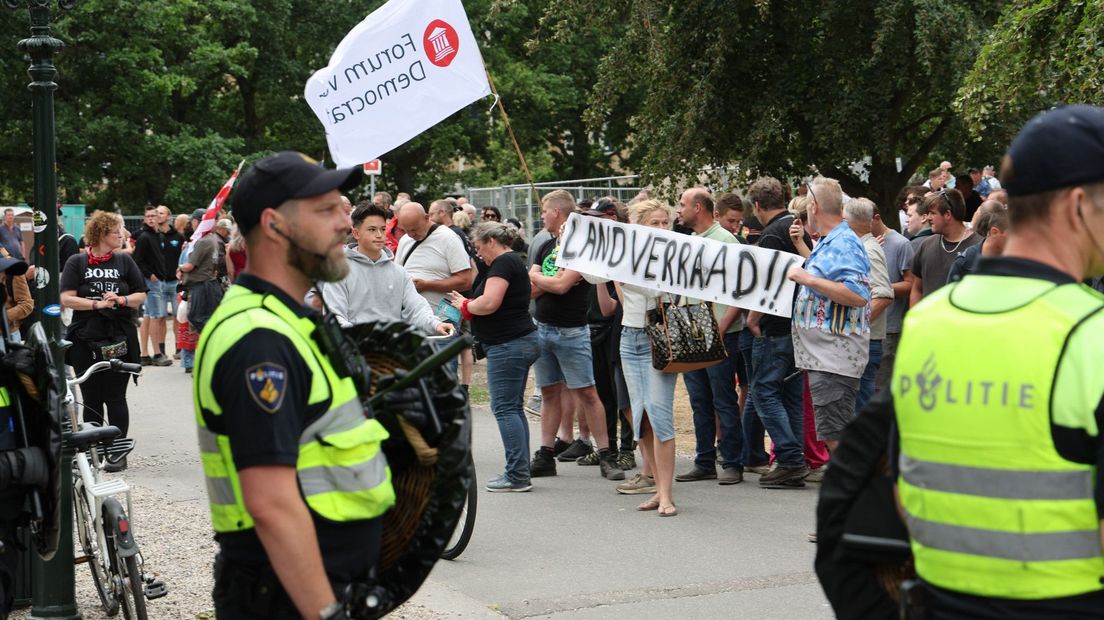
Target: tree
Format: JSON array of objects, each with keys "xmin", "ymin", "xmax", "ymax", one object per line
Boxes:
[
  {"xmin": 541, "ymin": 0, "xmax": 1003, "ymax": 222},
  {"xmin": 957, "ymin": 1, "xmax": 1104, "ymax": 148}
]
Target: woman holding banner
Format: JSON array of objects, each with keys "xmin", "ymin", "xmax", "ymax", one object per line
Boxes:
[
  {"xmin": 448, "ymin": 222, "xmax": 540, "ymax": 492},
  {"xmin": 609, "ymin": 200, "xmax": 680, "ymax": 516}
]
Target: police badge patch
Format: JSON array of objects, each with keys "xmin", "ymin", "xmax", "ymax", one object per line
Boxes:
[{"xmin": 246, "ymin": 363, "xmax": 288, "ymax": 414}]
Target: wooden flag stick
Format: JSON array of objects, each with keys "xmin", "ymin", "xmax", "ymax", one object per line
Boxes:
[{"xmin": 484, "ymin": 67, "xmax": 540, "ymax": 205}]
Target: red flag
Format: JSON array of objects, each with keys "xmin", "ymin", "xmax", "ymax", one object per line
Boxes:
[{"xmin": 189, "ymin": 160, "xmax": 245, "ymax": 246}]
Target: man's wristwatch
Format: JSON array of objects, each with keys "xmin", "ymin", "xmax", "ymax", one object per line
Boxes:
[{"xmin": 319, "ymin": 601, "xmax": 345, "ymax": 620}]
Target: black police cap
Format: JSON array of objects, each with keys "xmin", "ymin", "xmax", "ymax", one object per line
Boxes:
[
  {"xmin": 1003, "ymin": 104, "xmax": 1104, "ymax": 197},
  {"xmin": 230, "ymin": 152, "xmax": 364, "ymax": 234}
]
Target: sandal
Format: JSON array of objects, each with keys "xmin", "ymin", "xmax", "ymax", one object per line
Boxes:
[
  {"xmin": 637, "ymin": 498, "xmax": 660, "ymax": 511},
  {"xmin": 658, "ymin": 503, "xmax": 678, "ymax": 517}
]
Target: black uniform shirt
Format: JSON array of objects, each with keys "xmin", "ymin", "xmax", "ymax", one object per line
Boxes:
[{"xmin": 206, "ymin": 273, "xmax": 380, "ymax": 581}]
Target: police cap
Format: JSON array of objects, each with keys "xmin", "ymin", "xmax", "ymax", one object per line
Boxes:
[
  {"xmin": 1002, "ymin": 104, "xmax": 1104, "ymax": 197},
  {"xmin": 230, "ymin": 152, "xmax": 364, "ymax": 234}
]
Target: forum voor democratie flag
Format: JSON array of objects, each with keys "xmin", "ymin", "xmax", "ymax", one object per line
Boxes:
[
  {"xmin": 304, "ymin": 0, "xmax": 491, "ymax": 168},
  {"xmin": 188, "ymin": 161, "xmax": 244, "ymax": 247}
]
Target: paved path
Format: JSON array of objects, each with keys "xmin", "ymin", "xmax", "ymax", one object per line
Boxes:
[{"xmin": 121, "ymin": 361, "xmax": 832, "ymax": 619}]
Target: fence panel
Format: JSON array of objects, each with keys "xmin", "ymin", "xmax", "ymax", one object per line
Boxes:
[{"xmin": 466, "ymin": 176, "xmax": 642, "ymax": 237}]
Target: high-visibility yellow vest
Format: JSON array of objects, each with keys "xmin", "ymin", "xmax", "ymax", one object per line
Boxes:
[
  {"xmin": 894, "ymin": 273, "xmax": 1104, "ymax": 599},
  {"xmin": 194, "ymin": 284, "xmax": 395, "ymax": 533}
]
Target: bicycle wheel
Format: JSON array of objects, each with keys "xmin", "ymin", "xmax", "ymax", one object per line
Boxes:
[
  {"xmin": 441, "ymin": 459, "xmax": 477, "ymax": 560},
  {"xmin": 73, "ymin": 482, "xmax": 118, "ymax": 616},
  {"xmin": 106, "ymin": 522, "xmax": 147, "ymax": 620}
]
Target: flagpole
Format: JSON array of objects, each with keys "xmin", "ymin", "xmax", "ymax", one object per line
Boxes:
[{"xmin": 484, "ymin": 66, "xmax": 540, "ymax": 207}]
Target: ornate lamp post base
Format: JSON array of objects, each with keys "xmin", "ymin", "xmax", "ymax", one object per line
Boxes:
[{"xmin": 4, "ymin": 1, "xmax": 80, "ymax": 618}]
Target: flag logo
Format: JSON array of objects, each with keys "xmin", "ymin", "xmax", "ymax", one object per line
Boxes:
[
  {"xmin": 423, "ymin": 20, "xmax": 459, "ymax": 67},
  {"xmin": 246, "ymin": 363, "xmax": 288, "ymax": 414}
]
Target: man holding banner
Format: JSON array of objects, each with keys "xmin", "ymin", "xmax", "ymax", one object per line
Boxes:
[
  {"xmin": 528, "ymin": 190, "xmax": 622, "ymax": 480},
  {"xmin": 672, "ymin": 188, "xmax": 748, "ymax": 485}
]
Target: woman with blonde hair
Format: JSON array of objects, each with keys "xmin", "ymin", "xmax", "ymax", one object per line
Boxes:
[
  {"xmin": 60, "ymin": 211, "xmax": 147, "ymax": 470},
  {"xmin": 606, "ymin": 199, "xmax": 681, "ymax": 516}
]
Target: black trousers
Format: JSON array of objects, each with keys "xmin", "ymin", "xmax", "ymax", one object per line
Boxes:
[
  {"xmin": 67, "ymin": 339, "xmax": 134, "ymax": 437},
  {"xmin": 591, "ymin": 328, "xmax": 633, "ymax": 452}
]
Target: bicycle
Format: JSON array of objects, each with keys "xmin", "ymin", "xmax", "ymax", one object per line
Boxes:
[{"xmin": 65, "ymin": 359, "xmax": 167, "ymax": 618}]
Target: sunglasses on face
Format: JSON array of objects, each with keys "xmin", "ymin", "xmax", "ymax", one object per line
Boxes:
[{"xmin": 482, "ymin": 212, "xmax": 499, "ymax": 220}]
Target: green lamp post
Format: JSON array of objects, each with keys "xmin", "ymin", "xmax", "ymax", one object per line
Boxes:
[{"xmin": 4, "ymin": 0, "xmax": 80, "ymax": 618}]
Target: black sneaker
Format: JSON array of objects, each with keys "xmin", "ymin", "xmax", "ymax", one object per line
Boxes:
[
  {"xmin": 104, "ymin": 456, "xmax": 128, "ymax": 473},
  {"xmin": 552, "ymin": 437, "xmax": 572, "ymax": 457},
  {"xmin": 599, "ymin": 452, "xmax": 625, "ymax": 481},
  {"xmin": 531, "ymin": 449, "xmax": 557, "ymax": 477},
  {"xmin": 616, "ymin": 450, "xmax": 636, "ymax": 470},
  {"xmin": 140, "ymin": 356, "xmax": 153, "ymax": 366},
  {"xmin": 759, "ymin": 465, "xmax": 810, "ymax": 489},
  {"xmin": 675, "ymin": 465, "xmax": 717, "ymax": 482},
  {"xmin": 557, "ymin": 439, "xmax": 594, "ymax": 462},
  {"xmin": 576, "ymin": 452, "xmax": 600, "ymax": 466}
]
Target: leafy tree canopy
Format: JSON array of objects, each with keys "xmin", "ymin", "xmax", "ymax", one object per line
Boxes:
[{"xmin": 541, "ymin": 0, "xmax": 1005, "ymax": 218}]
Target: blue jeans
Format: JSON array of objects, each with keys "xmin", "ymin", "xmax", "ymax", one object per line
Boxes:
[
  {"xmin": 485, "ymin": 331, "xmax": 540, "ymax": 483},
  {"xmin": 751, "ymin": 334, "xmax": 805, "ymax": 468},
  {"xmin": 738, "ymin": 329, "xmax": 768, "ymax": 466},
  {"xmin": 181, "ymin": 349, "xmax": 195, "ymax": 370},
  {"xmin": 429, "ymin": 331, "xmax": 460, "ymax": 377},
  {"xmin": 855, "ymin": 339, "xmax": 883, "ymax": 413},
  {"xmin": 684, "ymin": 331, "xmax": 745, "ymax": 470}
]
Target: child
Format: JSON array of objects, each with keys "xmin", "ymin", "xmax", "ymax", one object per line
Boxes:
[{"xmin": 176, "ymin": 293, "xmax": 197, "ymax": 373}]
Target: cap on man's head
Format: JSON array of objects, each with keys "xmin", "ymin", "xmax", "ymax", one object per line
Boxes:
[
  {"xmin": 216, "ymin": 219, "xmax": 232, "ymax": 230},
  {"xmin": 584, "ymin": 200, "xmax": 619, "ymax": 218},
  {"xmin": 191, "ymin": 209, "xmax": 206, "ymax": 221},
  {"xmin": 230, "ymin": 151, "xmax": 364, "ymax": 234},
  {"xmin": 1003, "ymin": 104, "xmax": 1104, "ymax": 197}
]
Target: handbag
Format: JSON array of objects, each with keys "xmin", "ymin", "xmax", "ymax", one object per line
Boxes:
[{"xmin": 645, "ymin": 295, "xmax": 727, "ymax": 373}]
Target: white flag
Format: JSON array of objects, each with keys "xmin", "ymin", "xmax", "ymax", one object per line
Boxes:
[{"xmin": 305, "ymin": 0, "xmax": 491, "ymax": 167}]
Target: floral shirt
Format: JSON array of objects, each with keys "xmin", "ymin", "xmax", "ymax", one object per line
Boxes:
[{"xmin": 792, "ymin": 221, "xmax": 871, "ymax": 378}]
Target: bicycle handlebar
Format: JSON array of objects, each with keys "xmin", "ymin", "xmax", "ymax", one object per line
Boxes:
[{"xmin": 68, "ymin": 359, "xmax": 142, "ymax": 387}]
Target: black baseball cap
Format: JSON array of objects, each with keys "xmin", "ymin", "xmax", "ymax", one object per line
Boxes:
[
  {"xmin": 584, "ymin": 199, "xmax": 619, "ymax": 218},
  {"xmin": 1003, "ymin": 104, "xmax": 1104, "ymax": 197},
  {"xmin": 230, "ymin": 151, "xmax": 364, "ymax": 233},
  {"xmin": 0, "ymin": 256, "xmax": 27, "ymax": 276}
]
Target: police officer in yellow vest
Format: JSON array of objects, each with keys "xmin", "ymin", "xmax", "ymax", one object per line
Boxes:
[
  {"xmin": 194, "ymin": 152, "xmax": 396, "ymax": 620},
  {"xmin": 893, "ymin": 106, "xmax": 1104, "ymax": 617}
]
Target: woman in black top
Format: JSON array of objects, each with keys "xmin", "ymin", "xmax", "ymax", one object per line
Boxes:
[
  {"xmin": 448, "ymin": 222, "xmax": 538, "ymax": 492},
  {"xmin": 60, "ymin": 211, "xmax": 147, "ymax": 470}
]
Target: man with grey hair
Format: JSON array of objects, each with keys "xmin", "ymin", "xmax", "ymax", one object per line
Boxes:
[
  {"xmin": 786, "ymin": 177, "xmax": 870, "ymax": 452},
  {"xmin": 843, "ymin": 198, "xmax": 893, "ymax": 412}
]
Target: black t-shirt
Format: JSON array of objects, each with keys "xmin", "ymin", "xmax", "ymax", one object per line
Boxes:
[
  {"xmin": 203, "ymin": 275, "xmax": 379, "ymax": 580},
  {"xmin": 60, "ymin": 252, "xmax": 147, "ymax": 337},
  {"xmin": 161, "ymin": 228, "xmax": 185, "ymax": 275},
  {"xmin": 755, "ymin": 211, "xmax": 808, "ymax": 336},
  {"xmin": 472, "ymin": 252, "xmax": 535, "ymax": 346},
  {"xmin": 587, "ymin": 281, "xmax": 622, "ymax": 362},
  {"xmin": 532, "ymin": 236, "xmax": 593, "ymax": 328}
]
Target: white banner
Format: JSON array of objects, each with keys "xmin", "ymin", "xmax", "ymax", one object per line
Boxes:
[
  {"xmin": 305, "ymin": 0, "xmax": 491, "ymax": 167},
  {"xmin": 555, "ymin": 214, "xmax": 803, "ymax": 317}
]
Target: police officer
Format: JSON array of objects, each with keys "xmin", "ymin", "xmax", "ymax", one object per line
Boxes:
[
  {"xmin": 194, "ymin": 152, "xmax": 395, "ymax": 620},
  {"xmin": 892, "ymin": 106, "xmax": 1104, "ymax": 617}
]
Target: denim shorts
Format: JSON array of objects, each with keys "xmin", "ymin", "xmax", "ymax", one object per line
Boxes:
[
  {"xmin": 144, "ymin": 279, "xmax": 168, "ymax": 318},
  {"xmin": 533, "ymin": 322, "xmax": 595, "ymax": 389},
  {"xmin": 163, "ymin": 280, "xmax": 180, "ymax": 316}
]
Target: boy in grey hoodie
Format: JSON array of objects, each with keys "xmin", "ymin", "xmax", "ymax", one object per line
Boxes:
[{"xmin": 320, "ymin": 204, "xmax": 453, "ymax": 336}]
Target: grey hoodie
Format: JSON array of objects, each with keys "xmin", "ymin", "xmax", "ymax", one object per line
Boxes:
[{"xmin": 320, "ymin": 246, "xmax": 443, "ymax": 334}]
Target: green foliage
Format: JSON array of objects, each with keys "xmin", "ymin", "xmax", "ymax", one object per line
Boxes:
[
  {"xmin": 958, "ymin": 1, "xmax": 1104, "ymax": 147},
  {"xmin": 541, "ymin": 0, "xmax": 1003, "ymax": 215},
  {"xmin": 0, "ymin": 0, "xmax": 633, "ymax": 213}
]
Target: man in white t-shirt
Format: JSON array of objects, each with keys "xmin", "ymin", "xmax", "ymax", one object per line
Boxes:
[{"xmin": 395, "ymin": 202, "xmax": 474, "ymax": 312}]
